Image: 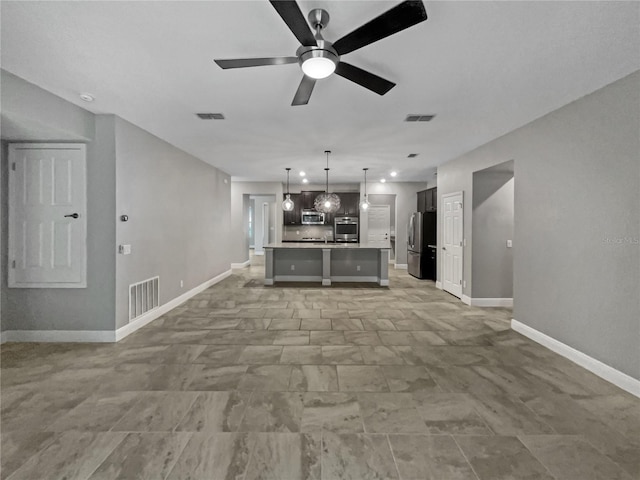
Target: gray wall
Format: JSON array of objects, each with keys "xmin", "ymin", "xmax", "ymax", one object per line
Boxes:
[
  {"xmin": 114, "ymin": 117, "xmax": 231, "ymax": 329},
  {"xmin": 437, "ymin": 71, "xmax": 639, "ymax": 379},
  {"xmin": 1, "ymin": 71, "xmax": 116, "ymax": 332},
  {"xmin": 472, "ymin": 169, "xmax": 514, "ymax": 299}
]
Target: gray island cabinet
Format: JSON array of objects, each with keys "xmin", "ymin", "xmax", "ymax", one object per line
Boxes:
[{"xmin": 264, "ymin": 242, "xmax": 391, "ymax": 286}]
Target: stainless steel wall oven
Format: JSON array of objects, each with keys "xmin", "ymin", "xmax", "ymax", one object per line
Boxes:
[{"xmin": 335, "ymin": 216, "xmax": 359, "ymax": 242}]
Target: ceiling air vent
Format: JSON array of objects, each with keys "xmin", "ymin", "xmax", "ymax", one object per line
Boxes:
[
  {"xmin": 196, "ymin": 113, "xmax": 225, "ymax": 120},
  {"xmin": 407, "ymin": 153, "xmax": 418, "ymax": 158},
  {"xmin": 405, "ymin": 114, "xmax": 435, "ymax": 122}
]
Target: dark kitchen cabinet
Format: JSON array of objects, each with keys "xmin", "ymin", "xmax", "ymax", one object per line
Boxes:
[
  {"xmin": 282, "ymin": 193, "xmax": 301, "ymax": 225},
  {"xmin": 301, "ymin": 191, "xmax": 324, "ymax": 210},
  {"xmin": 417, "ymin": 190, "xmax": 427, "ymax": 213},
  {"xmin": 336, "ymin": 192, "xmax": 360, "ymax": 216},
  {"xmin": 417, "ymin": 188, "xmax": 438, "ymax": 212}
]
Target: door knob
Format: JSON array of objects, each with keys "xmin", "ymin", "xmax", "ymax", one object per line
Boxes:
[
  {"xmin": 64, "ymin": 213, "xmax": 79, "ymax": 219},
  {"xmin": 442, "ymin": 246, "xmax": 446, "ymax": 250}
]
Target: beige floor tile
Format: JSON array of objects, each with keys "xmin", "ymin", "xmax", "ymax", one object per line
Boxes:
[{"xmin": 337, "ymin": 365, "xmax": 389, "ymax": 392}]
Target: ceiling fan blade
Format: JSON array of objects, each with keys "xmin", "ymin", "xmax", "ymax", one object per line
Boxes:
[
  {"xmin": 332, "ymin": 1, "xmax": 427, "ymax": 56},
  {"xmin": 335, "ymin": 62, "xmax": 396, "ymax": 96},
  {"xmin": 269, "ymin": 0, "xmax": 318, "ymax": 47},
  {"xmin": 292, "ymin": 75, "xmax": 316, "ymax": 106},
  {"xmin": 214, "ymin": 57, "xmax": 298, "ymax": 69}
]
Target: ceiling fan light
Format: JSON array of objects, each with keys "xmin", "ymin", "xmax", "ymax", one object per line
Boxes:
[
  {"xmin": 301, "ymin": 57, "xmax": 336, "ymax": 79},
  {"xmin": 299, "ymin": 48, "xmax": 338, "ymax": 79}
]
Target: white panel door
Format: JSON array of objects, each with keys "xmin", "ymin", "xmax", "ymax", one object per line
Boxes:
[
  {"xmin": 367, "ymin": 205, "xmax": 390, "ymax": 245},
  {"xmin": 442, "ymin": 192, "xmax": 463, "ymax": 297},
  {"xmin": 8, "ymin": 144, "xmax": 87, "ymax": 288}
]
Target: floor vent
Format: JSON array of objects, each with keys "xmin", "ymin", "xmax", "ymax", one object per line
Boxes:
[{"xmin": 129, "ymin": 276, "xmax": 159, "ymax": 321}]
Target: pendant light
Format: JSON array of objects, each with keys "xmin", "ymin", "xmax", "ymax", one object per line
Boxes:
[
  {"xmin": 314, "ymin": 150, "xmax": 341, "ymax": 213},
  {"xmin": 282, "ymin": 167, "xmax": 294, "ymax": 212},
  {"xmin": 360, "ymin": 168, "xmax": 370, "ymax": 211}
]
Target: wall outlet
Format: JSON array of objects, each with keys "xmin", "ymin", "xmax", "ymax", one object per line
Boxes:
[
  {"xmin": 463, "ymin": 239, "xmax": 467, "ymax": 247},
  {"xmin": 463, "ymin": 280, "xmax": 467, "ymax": 288},
  {"xmin": 180, "ymin": 280, "xmax": 184, "ymax": 288},
  {"xmin": 356, "ymin": 265, "xmax": 361, "ymax": 271},
  {"xmin": 118, "ymin": 244, "xmax": 131, "ymax": 255},
  {"xmin": 291, "ymin": 264, "xmax": 295, "ymax": 271},
  {"xmin": 506, "ymin": 239, "xmax": 513, "ymax": 248}
]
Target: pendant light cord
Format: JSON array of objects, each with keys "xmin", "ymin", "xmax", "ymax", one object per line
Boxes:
[
  {"xmin": 325, "ymin": 150, "xmax": 331, "ymax": 193},
  {"xmin": 285, "ymin": 168, "xmax": 291, "ymax": 195}
]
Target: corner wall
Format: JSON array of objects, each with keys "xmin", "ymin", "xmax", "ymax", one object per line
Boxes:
[
  {"xmin": 437, "ymin": 71, "xmax": 640, "ymax": 379},
  {"xmin": 114, "ymin": 117, "xmax": 231, "ymax": 329}
]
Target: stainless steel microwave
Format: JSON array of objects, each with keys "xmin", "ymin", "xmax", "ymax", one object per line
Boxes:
[{"xmin": 301, "ymin": 209, "xmax": 325, "ymax": 224}]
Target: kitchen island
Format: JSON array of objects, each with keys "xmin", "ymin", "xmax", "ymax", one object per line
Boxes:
[{"xmin": 264, "ymin": 242, "xmax": 391, "ymax": 286}]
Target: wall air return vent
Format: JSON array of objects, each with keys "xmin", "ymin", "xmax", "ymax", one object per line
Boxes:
[
  {"xmin": 129, "ymin": 276, "xmax": 159, "ymax": 321},
  {"xmin": 196, "ymin": 113, "xmax": 225, "ymax": 120},
  {"xmin": 405, "ymin": 114, "xmax": 435, "ymax": 122}
]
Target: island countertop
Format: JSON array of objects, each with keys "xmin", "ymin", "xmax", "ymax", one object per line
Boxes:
[{"xmin": 265, "ymin": 241, "xmax": 391, "ymax": 250}]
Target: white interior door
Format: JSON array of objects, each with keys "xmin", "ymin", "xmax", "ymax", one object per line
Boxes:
[
  {"xmin": 8, "ymin": 144, "xmax": 87, "ymax": 288},
  {"xmin": 368, "ymin": 205, "xmax": 390, "ymax": 245},
  {"xmin": 442, "ymin": 192, "xmax": 463, "ymax": 297}
]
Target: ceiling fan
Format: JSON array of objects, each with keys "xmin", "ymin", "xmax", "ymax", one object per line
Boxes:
[{"xmin": 214, "ymin": 0, "xmax": 428, "ymax": 106}]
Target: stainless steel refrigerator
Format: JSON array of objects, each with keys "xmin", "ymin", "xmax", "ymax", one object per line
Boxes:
[{"xmin": 407, "ymin": 211, "xmax": 437, "ymax": 279}]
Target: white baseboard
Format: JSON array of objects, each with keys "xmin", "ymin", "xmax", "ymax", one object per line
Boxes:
[
  {"xmin": 467, "ymin": 297, "xmax": 513, "ymax": 307},
  {"xmin": 435, "ymin": 281, "xmax": 442, "ymax": 289},
  {"xmin": 231, "ymin": 260, "xmax": 251, "ymax": 269},
  {"xmin": 394, "ymin": 264, "xmax": 408, "ymax": 270},
  {"xmin": 253, "ymin": 251, "xmax": 265, "ymax": 256},
  {"xmin": 0, "ymin": 270, "xmax": 233, "ymax": 345},
  {"xmin": 116, "ymin": 269, "xmax": 232, "ymax": 341},
  {"xmin": 1, "ymin": 329, "xmax": 115, "ymax": 343},
  {"xmin": 461, "ymin": 295, "xmax": 472, "ymax": 305},
  {"xmin": 511, "ymin": 319, "xmax": 640, "ymax": 398}
]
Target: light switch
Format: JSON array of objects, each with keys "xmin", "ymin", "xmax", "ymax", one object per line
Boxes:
[
  {"xmin": 506, "ymin": 240, "xmax": 513, "ymax": 248},
  {"xmin": 119, "ymin": 244, "xmax": 132, "ymax": 255}
]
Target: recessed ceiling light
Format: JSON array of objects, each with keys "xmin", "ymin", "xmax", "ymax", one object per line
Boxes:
[
  {"xmin": 299, "ymin": 171, "xmax": 306, "ymax": 177},
  {"xmin": 79, "ymin": 93, "xmax": 94, "ymax": 102},
  {"xmin": 302, "ymin": 178, "xmax": 309, "ymax": 184},
  {"xmin": 390, "ymin": 171, "xmax": 397, "ymax": 177},
  {"xmin": 380, "ymin": 178, "xmax": 386, "ymax": 183}
]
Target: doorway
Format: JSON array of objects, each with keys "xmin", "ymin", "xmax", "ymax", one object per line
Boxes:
[
  {"xmin": 249, "ymin": 194, "xmax": 275, "ymax": 255},
  {"xmin": 367, "ymin": 205, "xmax": 391, "ymax": 245},
  {"xmin": 442, "ymin": 191, "xmax": 464, "ymax": 297},
  {"xmin": 471, "ymin": 160, "xmax": 514, "ymax": 306}
]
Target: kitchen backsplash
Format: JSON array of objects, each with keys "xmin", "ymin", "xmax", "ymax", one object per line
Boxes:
[{"xmin": 283, "ymin": 225, "xmax": 334, "ymax": 241}]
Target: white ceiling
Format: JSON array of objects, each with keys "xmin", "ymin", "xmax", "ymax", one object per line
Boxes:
[{"xmin": 1, "ymin": 1, "xmax": 638, "ymax": 184}]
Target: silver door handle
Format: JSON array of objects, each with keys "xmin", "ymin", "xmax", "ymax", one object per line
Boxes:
[{"xmin": 64, "ymin": 213, "xmax": 79, "ymax": 219}]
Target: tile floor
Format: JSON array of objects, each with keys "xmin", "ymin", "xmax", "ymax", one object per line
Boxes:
[{"xmin": 1, "ymin": 259, "xmax": 639, "ymax": 479}]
